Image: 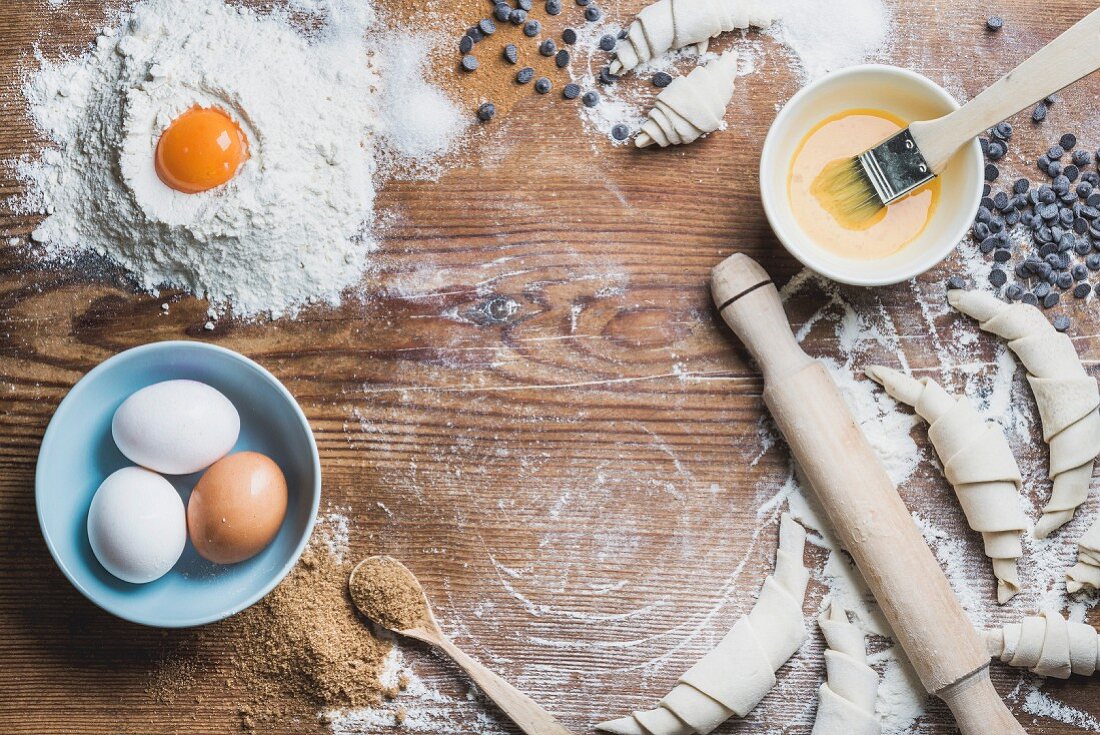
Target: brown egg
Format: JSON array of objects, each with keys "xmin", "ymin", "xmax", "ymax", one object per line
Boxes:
[{"xmin": 187, "ymin": 451, "xmax": 288, "ymax": 564}]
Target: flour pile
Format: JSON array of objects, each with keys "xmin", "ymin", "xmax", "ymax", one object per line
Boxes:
[{"xmin": 16, "ymin": 0, "xmax": 465, "ymax": 318}]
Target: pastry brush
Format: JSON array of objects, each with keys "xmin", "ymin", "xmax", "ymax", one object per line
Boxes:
[{"xmin": 819, "ymin": 6, "xmax": 1100, "ymax": 224}]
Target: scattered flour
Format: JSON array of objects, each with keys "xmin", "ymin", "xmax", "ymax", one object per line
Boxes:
[
  {"xmin": 13, "ymin": 0, "xmax": 464, "ymax": 318},
  {"xmin": 1017, "ymin": 681, "xmax": 1100, "ymax": 731},
  {"xmin": 328, "ymin": 650, "xmax": 510, "ymax": 734},
  {"xmin": 760, "ymin": 266, "xmax": 1098, "ymax": 733}
]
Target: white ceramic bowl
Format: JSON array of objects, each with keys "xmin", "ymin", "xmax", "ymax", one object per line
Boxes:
[{"xmin": 759, "ymin": 65, "xmax": 984, "ymax": 286}]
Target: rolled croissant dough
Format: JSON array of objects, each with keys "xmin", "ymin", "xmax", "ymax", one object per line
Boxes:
[
  {"xmin": 635, "ymin": 51, "xmax": 737, "ymax": 149},
  {"xmin": 812, "ymin": 602, "xmax": 880, "ymax": 735},
  {"xmin": 611, "ymin": 0, "xmax": 776, "ymax": 75},
  {"xmin": 985, "ymin": 609, "xmax": 1100, "ymax": 678},
  {"xmin": 865, "ymin": 365, "xmax": 1028, "ymax": 604},
  {"xmin": 596, "ymin": 513, "xmax": 809, "ymax": 735},
  {"xmin": 948, "ymin": 289, "xmax": 1100, "ymax": 592}
]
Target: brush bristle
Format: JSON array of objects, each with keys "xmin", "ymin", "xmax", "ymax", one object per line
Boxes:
[{"xmin": 811, "ymin": 157, "xmax": 885, "ymax": 226}]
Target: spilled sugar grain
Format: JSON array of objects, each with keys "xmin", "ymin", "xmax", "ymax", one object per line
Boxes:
[
  {"xmin": 770, "ymin": 0, "xmax": 893, "ymax": 80},
  {"xmin": 373, "ymin": 29, "xmax": 469, "ymax": 180}
]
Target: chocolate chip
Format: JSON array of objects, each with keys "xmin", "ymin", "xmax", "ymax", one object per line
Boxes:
[
  {"xmin": 582, "ymin": 90, "xmax": 599, "ymax": 107},
  {"xmin": 545, "ymin": 0, "xmax": 562, "ymax": 13},
  {"xmin": 1033, "ymin": 103, "xmax": 1048, "ymax": 122},
  {"xmin": 992, "ymin": 122, "xmax": 1013, "ymax": 140},
  {"xmin": 516, "ymin": 66, "xmax": 534, "ymax": 83},
  {"xmin": 524, "ymin": 19, "xmax": 540, "ymax": 36},
  {"xmin": 539, "ymin": 38, "xmax": 556, "ymax": 56},
  {"xmin": 476, "ymin": 102, "xmax": 496, "ymax": 122},
  {"xmin": 989, "ymin": 268, "xmax": 1008, "ymax": 287},
  {"xmin": 517, "ymin": 0, "xmax": 533, "ymax": 9},
  {"xmin": 563, "ymin": 83, "xmax": 580, "ymax": 99},
  {"xmin": 1013, "ymin": 178, "xmax": 1029, "ymax": 194},
  {"xmin": 988, "ymin": 140, "xmax": 1006, "ymax": 160},
  {"xmin": 503, "ymin": 43, "xmax": 518, "ymax": 63},
  {"xmin": 479, "ymin": 18, "xmax": 497, "ymax": 34},
  {"xmin": 1060, "ymin": 133, "xmax": 1077, "ymax": 150},
  {"xmin": 460, "ymin": 35, "xmax": 474, "ymax": 53},
  {"xmin": 599, "ymin": 34, "xmax": 616, "ymax": 51},
  {"xmin": 1074, "ymin": 283, "xmax": 1091, "ymax": 298},
  {"xmin": 534, "ymin": 76, "xmax": 551, "ymax": 94},
  {"xmin": 510, "ymin": 8, "xmax": 527, "ymax": 23},
  {"xmin": 584, "ymin": 5, "xmax": 602, "ymax": 21},
  {"xmin": 986, "ymin": 15, "xmax": 1004, "ymax": 31},
  {"xmin": 985, "ymin": 163, "xmax": 1000, "ymax": 181},
  {"xmin": 495, "ymin": 3, "xmax": 513, "ymax": 21},
  {"xmin": 611, "ymin": 124, "xmax": 629, "ymax": 141},
  {"xmin": 461, "ymin": 55, "xmax": 479, "ymax": 71},
  {"xmin": 555, "ymin": 49, "xmax": 570, "ymax": 67},
  {"xmin": 947, "ymin": 275, "xmax": 966, "ymax": 290},
  {"xmin": 1053, "ymin": 315, "xmax": 1072, "ymax": 331},
  {"xmin": 652, "ymin": 71, "xmax": 673, "ymax": 88},
  {"xmin": 562, "ymin": 28, "xmax": 577, "ymax": 44}
]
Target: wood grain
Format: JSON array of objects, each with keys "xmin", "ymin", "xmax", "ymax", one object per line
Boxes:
[{"xmin": 3, "ymin": 1, "xmax": 1100, "ymax": 734}]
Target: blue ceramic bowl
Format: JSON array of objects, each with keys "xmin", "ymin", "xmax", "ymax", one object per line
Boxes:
[{"xmin": 36, "ymin": 341, "xmax": 321, "ymax": 627}]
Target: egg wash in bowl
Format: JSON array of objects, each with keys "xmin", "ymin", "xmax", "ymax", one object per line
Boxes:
[{"xmin": 759, "ymin": 65, "xmax": 984, "ymax": 286}]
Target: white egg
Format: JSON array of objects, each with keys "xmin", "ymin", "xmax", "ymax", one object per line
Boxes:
[
  {"xmin": 87, "ymin": 467, "xmax": 187, "ymax": 584},
  {"xmin": 112, "ymin": 379, "xmax": 240, "ymax": 474}
]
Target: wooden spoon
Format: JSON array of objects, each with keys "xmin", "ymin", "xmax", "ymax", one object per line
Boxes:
[{"xmin": 349, "ymin": 556, "xmax": 574, "ymax": 735}]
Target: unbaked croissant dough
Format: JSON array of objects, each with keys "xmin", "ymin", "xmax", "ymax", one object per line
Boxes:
[
  {"xmin": 812, "ymin": 603, "xmax": 880, "ymax": 735},
  {"xmin": 865, "ymin": 365, "xmax": 1028, "ymax": 604},
  {"xmin": 596, "ymin": 513, "xmax": 809, "ymax": 735},
  {"xmin": 984, "ymin": 609, "xmax": 1100, "ymax": 678},
  {"xmin": 610, "ymin": 0, "xmax": 776, "ymax": 75},
  {"xmin": 949, "ymin": 290, "xmax": 1100, "ymax": 592},
  {"xmin": 635, "ymin": 51, "xmax": 737, "ymax": 149}
]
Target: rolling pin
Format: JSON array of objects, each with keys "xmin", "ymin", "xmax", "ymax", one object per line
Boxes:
[{"xmin": 711, "ymin": 253, "xmax": 1025, "ymax": 733}]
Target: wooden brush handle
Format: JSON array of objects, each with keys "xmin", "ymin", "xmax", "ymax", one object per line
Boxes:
[
  {"xmin": 711, "ymin": 254, "xmax": 1025, "ymax": 734},
  {"xmin": 910, "ymin": 5, "xmax": 1100, "ymax": 172}
]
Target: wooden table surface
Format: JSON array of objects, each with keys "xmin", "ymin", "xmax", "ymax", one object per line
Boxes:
[{"xmin": 4, "ymin": 0, "xmax": 1100, "ymax": 733}]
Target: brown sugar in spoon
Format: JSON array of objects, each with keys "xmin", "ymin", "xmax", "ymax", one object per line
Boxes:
[{"xmin": 349, "ymin": 556, "xmax": 574, "ymax": 735}]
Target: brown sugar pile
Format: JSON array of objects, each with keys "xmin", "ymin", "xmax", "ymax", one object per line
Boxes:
[
  {"xmin": 227, "ymin": 547, "xmax": 392, "ymax": 713},
  {"xmin": 348, "ymin": 556, "xmax": 429, "ymax": 631},
  {"xmin": 145, "ymin": 532, "xmax": 399, "ymax": 732}
]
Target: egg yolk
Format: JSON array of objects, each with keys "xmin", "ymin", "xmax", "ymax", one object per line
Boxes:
[{"xmin": 155, "ymin": 106, "xmax": 249, "ymax": 194}]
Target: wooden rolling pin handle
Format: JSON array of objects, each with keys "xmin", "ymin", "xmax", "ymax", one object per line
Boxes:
[
  {"xmin": 710, "ymin": 253, "xmax": 1026, "ymax": 735},
  {"xmin": 939, "ymin": 668, "xmax": 1025, "ymax": 735}
]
